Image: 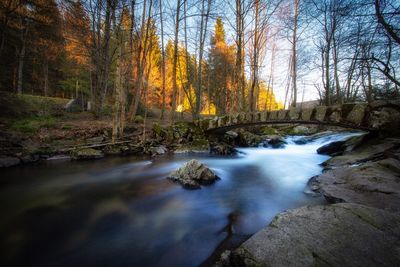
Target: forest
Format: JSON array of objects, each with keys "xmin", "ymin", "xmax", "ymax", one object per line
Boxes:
[
  {"xmin": 0, "ymin": 0, "xmax": 399, "ymax": 138},
  {"xmin": 1, "ymin": 1, "xmax": 400, "ymax": 266}
]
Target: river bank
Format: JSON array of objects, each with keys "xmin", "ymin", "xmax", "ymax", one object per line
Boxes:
[
  {"xmin": 215, "ymin": 132, "xmax": 400, "ymax": 266},
  {"xmin": 0, "ymin": 128, "xmax": 339, "ymax": 267}
]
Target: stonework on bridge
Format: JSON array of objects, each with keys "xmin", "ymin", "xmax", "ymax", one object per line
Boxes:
[{"xmin": 198, "ymin": 100, "xmax": 400, "ymax": 133}]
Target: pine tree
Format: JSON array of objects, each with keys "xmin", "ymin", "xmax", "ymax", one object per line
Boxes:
[{"xmin": 208, "ymin": 17, "xmax": 235, "ymax": 115}]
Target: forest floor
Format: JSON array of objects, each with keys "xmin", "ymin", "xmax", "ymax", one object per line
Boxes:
[
  {"xmin": 0, "ymin": 92, "xmax": 195, "ymax": 166},
  {"xmin": 0, "ymin": 92, "xmax": 193, "ymax": 143}
]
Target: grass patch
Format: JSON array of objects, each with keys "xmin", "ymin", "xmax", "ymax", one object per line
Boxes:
[
  {"xmin": 17, "ymin": 94, "xmax": 69, "ymax": 117},
  {"xmin": 11, "ymin": 116, "xmax": 57, "ymax": 133},
  {"xmin": 61, "ymin": 124, "xmax": 73, "ymax": 130}
]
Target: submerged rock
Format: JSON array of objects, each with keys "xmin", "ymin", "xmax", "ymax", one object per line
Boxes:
[
  {"xmin": 237, "ymin": 130, "xmax": 263, "ymax": 147},
  {"xmin": 263, "ymin": 135, "xmax": 287, "ymax": 149},
  {"xmin": 294, "ymin": 131, "xmax": 335, "ymax": 145},
  {"xmin": 167, "ymin": 159, "xmax": 219, "ymax": 189},
  {"xmin": 71, "ymin": 148, "xmax": 104, "ymax": 160},
  {"xmin": 220, "ymin": 203, "xmax": 400, "ymax": 266},
  {"xmin": 210, "ymin": 143, "xmax": 237, "ymax": 155}
]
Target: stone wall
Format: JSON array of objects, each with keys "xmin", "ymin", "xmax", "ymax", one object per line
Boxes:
[{"xmin": 199, "ymin": 100, "xmax": 400, "ymax": 133}]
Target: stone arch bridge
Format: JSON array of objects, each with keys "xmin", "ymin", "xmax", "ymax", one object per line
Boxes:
[{"xmin": 198, "ymin": 100, "xmax": 400, "ymax": 134}]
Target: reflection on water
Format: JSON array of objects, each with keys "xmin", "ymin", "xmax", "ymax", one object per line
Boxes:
[{"xmin": 0, "ymin": 132, "xmax": 362, "ymax": 267}]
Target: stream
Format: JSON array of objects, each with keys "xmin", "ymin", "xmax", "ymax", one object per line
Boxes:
[{"xmin": 0, "ymin": 132, "xmax": 362, "ymax": 267}]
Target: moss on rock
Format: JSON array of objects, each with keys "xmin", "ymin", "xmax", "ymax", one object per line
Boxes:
[{"xmin": 71, "ymin": 148, "xmax": 104, "ymax": 160}]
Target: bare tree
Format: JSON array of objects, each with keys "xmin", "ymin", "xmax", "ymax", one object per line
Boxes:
[
  {"xmin": 291, "ymin": 0, "xmax": 299, "ymax": 107},
  {"xmin": 159, "ymin": 0, "xmax": 167, "ymax": 120},
  {"xmin": 375, "ymin": 0, "xmax": 400, "ymax": 46},
  {"xmin": 170, "ymin": 0, "xmax": 182, "ymax": 122},
  {"xmin": 194, "ymin": 0, "xmax": 212, "ymax": 119}
]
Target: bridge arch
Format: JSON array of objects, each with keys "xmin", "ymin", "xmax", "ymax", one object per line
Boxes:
[{"xmin": 197, "ymin": 101, "xmax": 400, "ymax": 134}]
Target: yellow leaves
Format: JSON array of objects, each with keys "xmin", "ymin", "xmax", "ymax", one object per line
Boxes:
[
  {"xmin": 201, "ymin": 103, "xmax": 216, "ymax": 115},
  {"xmin": 120, "ymin": 7, "xmax": 131, "ymax": 32},
  {"xmin": 257, "ymin": 84, "xmax": 282, "ymax": 111}
]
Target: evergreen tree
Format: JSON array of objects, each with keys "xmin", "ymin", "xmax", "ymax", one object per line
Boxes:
[{"xmin": 208, "ymin": 17, "xmax": 235, "ymax": 115}]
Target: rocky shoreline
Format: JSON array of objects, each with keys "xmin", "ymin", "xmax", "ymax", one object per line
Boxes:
[
  {"xmin": 215, "ymin": 133, "xmax": 400, "ymax": 266},
  {"xmin": 0, "ymin": 121, "xmax": 313, "ymax": 168}
]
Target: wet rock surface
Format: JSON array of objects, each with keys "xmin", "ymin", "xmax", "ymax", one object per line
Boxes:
[
  {"xmin": 237, "ymin": 130, "xmax": 263, "ymax": 147},
  {"xmin": 313, "ymin": 137, "xmax": 400, "ymax": 212},
  {"xmin": 218, "ymin": 203, "xmax": 400, "ymax": 267},
  {"xmin": 263, "ymin": 135, "xmax": 286, "ymax": 149},
  {"xmin": 167, "ymin": 159, "xmax": 219, "ymax": 189},
  {"xmin": 210, "ymin": 143, "xmax": 237, "ymax": 155},
  {"xmin": 315, "ymin": 158, "xmax": 400, "ymax": 211},
  {"xmin": 316, "ymin": 140, "xmax": 346, "ymax": 155},
  {"xmin": 149, "ymin": 145, "xmax": 168, "ymax": 156},
  {"xmin": 71, "ymin": 148, "xmax": 104, "ymax": 160},
  {"xmin": 216, "ymin": 135, "xmax": 400, "ymax": 267}
]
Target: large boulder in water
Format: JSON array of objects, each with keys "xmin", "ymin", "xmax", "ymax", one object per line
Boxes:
[
  {"xmin": 217, "ymin": 203, "xmax": 400, "ymax": 266},
  {"xmin": 263, "ymin": 135, "xmax": 287, "ymax": 148},
  {"xmin": 317, "ymin": 140, "xmax": 346, "ymax": 156},
  {"xmin": 167, "ymin": 159, "xmax": 219, "ymax": 189},
  {"xmin": 317, "ymin": 134, "xmax": 367, "ymax": 156},
  {"xmin": 237, "ymin": 130, "xmax": 263, "ymax": 147}
]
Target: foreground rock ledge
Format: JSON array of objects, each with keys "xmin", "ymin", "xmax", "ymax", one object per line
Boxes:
[
  {"xmin": 217, "ymin": 203, "xmax": 400, "ymax": 267},
  {"xmin": 167, "ymin": 159, "xmax": 219, "ymax": 189}
]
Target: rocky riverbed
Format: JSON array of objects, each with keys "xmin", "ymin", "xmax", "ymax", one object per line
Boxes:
[
  {"xmin": 215, "ymin": 133, "xmax": 400, "ymax": 266},
  {"xmin": 2, "ymin": 112, "xmax": 400, "ymax": 266}
]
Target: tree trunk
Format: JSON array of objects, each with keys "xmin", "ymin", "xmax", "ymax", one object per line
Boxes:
[
  {"xmin": 235, "ymin": 0, "xmax": 244, "ymax": 112},
  {"xmin": 267, "ymin": 42, "xmax": 276, "ymax": 110},
  {"xmin": 195, "ymin": 0, "xmax": 212, "ymax": 120},
  {"xmin": 112, "ymin": 48, "xmax": 123, "ymax": 143},
  {"xmin": 159, "ymin": 0, "xmax": 166, "ymax": 120},
  {"xmin": 249, "ymin": 0, "xmax": 259, "ymax": 112},
  {"xmin": 170, "ymin": 0, "xmax": 181, "ymax": 122},
  {"xmin": 128, "ymin": 0, "xmax": 152, "ymax": 121},
  {"xmin": 366, "ymin": 60, "xmax": 373, "ymax": 103},
  {"xmin": 332, "ymin": 34, "xmax": 341, "ymax": 104},
  {"xmin": 17, "ymin": 32, "xmax": 26, "ymax": 94},
  {"xmin": 43, "ymin": 60, "xmax": 49, "ymax": 97},
  {"xmin": 324, "ymin": 47, "xmax": 330, "ymax": 105},
  {"xmin": 291, "ymin": 0, "xmax": 299, "ymax": 107}
]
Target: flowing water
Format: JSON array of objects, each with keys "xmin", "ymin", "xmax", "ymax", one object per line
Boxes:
[{"xmin": 0, "ymin": 132, "xmax": 362, "ymax": 267}]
